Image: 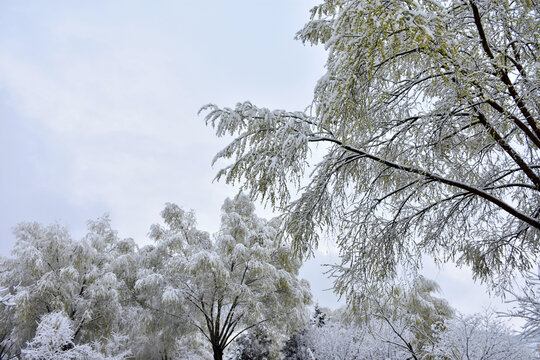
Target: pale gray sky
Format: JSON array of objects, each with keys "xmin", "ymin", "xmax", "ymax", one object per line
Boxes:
[{"xmin": 0, "ymin": 1, "xmax": 517, "ymax": 318}]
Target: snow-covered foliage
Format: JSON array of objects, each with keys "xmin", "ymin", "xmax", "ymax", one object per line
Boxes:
[
  {"xmin": 0, "ymin": 217, "xmax": 139, "ymax": 359},
  {"xmin": 0, "ymin": 196, "xmax": 310, "ymax": 360},
  {"xmin": 202, "ymin": 0, "xmax": 540, "ymax": 297},
  {"xmin": 343, "ymin": 276, "xmax": 454, "ymax": 358},
  {"xmin": 136, "ymin": 193, "xmax": 311, "ymax": 360},
  {"xmin": 282, "ymin": 305, "xmax": 364, "ymax": 359},
  {"xmin": 505, "ymin": 265, "xmax": 540, "ymax": 340},
  {"xmin": 287, "ymin": 301, "xmax": 534, "ymax": 360},
  {"xmin": 283, "ymin": 307, "xmax": 400, "ymax": 360},
  {"xmin": 0, "ymin": 287, "xmax": 14, "ymax": 307},
  {"xmin": 0, "ymin": 286, "xmax": 15, "ymax": 360},
  {"xmin": 304, "ymin": 322, "xmax": 363, "ymax": 360},
  {"xmin": 363, "ymin": 276, "xmax": 454, "ymax": 356},
  {"xmin": 433, "ymin": 311, "xmax": 535, "ymax": 359},
  {"xmin": 22, "ymin": 311, "xmax": 128, "ymax": 360},
  {"xmin": 0, "ymin": 286, "xmax": 15, "ymax": 358},
  {"xmin": 2, "ymin": 206, "xmax": 536, "ymax": 359},
  {"xmin": 231, "ymin": 327, "xmax": 275, "ymax": 360}
]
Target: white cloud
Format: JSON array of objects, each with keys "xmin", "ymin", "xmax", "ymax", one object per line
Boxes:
[{"xmin": 0, "ymin": 0, "xmax": 326, "ymax": 245}]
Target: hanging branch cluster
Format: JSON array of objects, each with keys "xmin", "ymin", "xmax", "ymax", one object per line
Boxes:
[{"xmin": 202, "ymin": 0, "xmax": 539, "ymax": 294}]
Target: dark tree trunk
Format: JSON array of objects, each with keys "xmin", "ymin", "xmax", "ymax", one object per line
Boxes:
[{"xmin": 212, "ymin": 344, "xmax": 223, "ymax": 360}]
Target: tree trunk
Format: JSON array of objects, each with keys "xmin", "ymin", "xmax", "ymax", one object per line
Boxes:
[{"xmin": 212, "ymin": 344, "xmax": 223, "ymax": 360}]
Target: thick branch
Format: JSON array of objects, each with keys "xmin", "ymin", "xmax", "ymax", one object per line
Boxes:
[
  {"xmin": 484, "ymin": 99, "xmax": 540, "ymax": 148},
  {"xmin": 474, "ymin": 110, "xmax": 540, "ymax": 188},
  {"xmin": 308, "ymin": 135, "xmax": 540, "ymax": 230},
  {"xmin": 469, "ymin": 0, "xmax": 540, "ymax": 139}
]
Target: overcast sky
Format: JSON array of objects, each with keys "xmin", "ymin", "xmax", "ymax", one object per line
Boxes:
[{"xmin": 0, "ymin": 1, "xmax": 519, "ymax": 319}]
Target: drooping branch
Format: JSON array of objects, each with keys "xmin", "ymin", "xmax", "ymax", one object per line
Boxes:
[{"xmin": 308, "ymin": 135, "xmax": 540, "ymax": 230}]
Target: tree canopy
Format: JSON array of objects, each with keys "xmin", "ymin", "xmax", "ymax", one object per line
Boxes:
[
  {"xmin": 137, "ymin": 194, "xmax": 311, "ymax": 360},
  {"xmin": 202, "ymin": 0, "xmax": 540, "ymax": 294},
  {"xmin": 0, "ymin": 219, "xmax": 135, "ymax": 359}
]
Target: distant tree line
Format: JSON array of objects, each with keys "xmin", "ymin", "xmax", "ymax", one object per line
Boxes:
[{"xmin": 0, "ymin": 194, "xmax": 310, "ymax": 360}]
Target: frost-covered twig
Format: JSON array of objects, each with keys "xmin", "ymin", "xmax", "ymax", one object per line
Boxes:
[
  {"xmin": 0, "ymin": 287, "xmax": 14, "ymax": 307},
  {"xmin": 503, "ymin": 265, "xmax": 540, "ymax": 340}
]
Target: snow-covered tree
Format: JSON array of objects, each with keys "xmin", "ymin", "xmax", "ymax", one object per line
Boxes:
[
  {"xmin": 0, "ymin": 284, "xmax": 15, "ymax": 359},
  {"xmin": 281, "ymin": 329, "xmax": 309, "ymax": 360},
  {"xmin": 505, "ymin": 264, "xmax": 540, "ymax": 340},
  {"xmin": 365, "ymin": 276, "xmax": 454, "ymax": 357},
  {"xmin": 331, "ymin": 276, "xmax": 451, "ymax": 359},
  {"xmin": 22, "ymin": 311, "xmax": 128, "ymax": 360},
  {"xmin": 202, "ymin": 0, "xmax": 540, "ymax": 296},
  {"xmin": 231, "ymin": 327, "xmax": 275, "ymax": 360},
  {"xmin": 284, "ymin": 304, "xmax": 418, "ymax": 360},
  {"xmin": 285, "ymin": 289, "xmax": 533, "ymax": 359},
  {"xmin": 136, "ymin": 194, "xmax": 311, "ymax": 360},
  {"xmin": 303, "ymin": 323, "xmax": 363, "ymax": 360},
  {"xmin": 310, "ymin": 305, "xmax": 326, "ymax": 328},
  {"xmin": 281, "ymin": 277, "xmax": 454, "ymax": 359},
  {"xmin": 433, "ymin": 311, "xmax": 535, "ymax": 359},
  {"xmin": 0, "ymin": 284, "xmax": 15, "ymax": 360},
  {"xmin": 281, "ymin": 306, "xmax": 329, "ymax": 360},
  {"xmin": 0, "ymin": 217, "xmax": 137, "ymax": 358}
]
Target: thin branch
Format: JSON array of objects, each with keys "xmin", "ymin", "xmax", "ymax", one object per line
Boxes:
[{"xmin": 224, "ymin": 318, "xmax": 269, "ymax": 349}]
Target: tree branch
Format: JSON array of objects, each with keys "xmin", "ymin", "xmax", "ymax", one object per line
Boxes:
[{"xmin": 308, "ymin": 135, "xmax": 540, "ymax": 229}]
